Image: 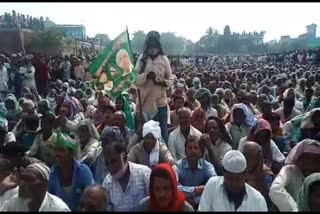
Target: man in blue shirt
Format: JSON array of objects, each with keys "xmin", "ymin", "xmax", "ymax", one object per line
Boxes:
[
  {"xmin": 173, "ymin": 135, "xmax": 216, "ymax": 209},
  {"xmin": 48, "ymin": 132, "xmax": 94, "ymax": 211}
]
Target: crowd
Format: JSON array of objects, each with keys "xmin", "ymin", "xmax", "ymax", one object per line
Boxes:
[
  {"xmin": 0, "ymin": 30, "xmax": 320, "ymax": 212},
  {"xmin": 0, "ymin": 11, "xmax": 45, "ymax": 31}
]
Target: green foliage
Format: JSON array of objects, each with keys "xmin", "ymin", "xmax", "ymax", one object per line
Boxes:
[{"xmin": 31, "ymin": 27, "xmax": 63, "ymax": 52}]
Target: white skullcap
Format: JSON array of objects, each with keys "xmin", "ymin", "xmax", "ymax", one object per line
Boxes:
[
  {"xmin": 142, "ymin": 120, "xmax": 162, "ymax": 139},
  {"xmin": 27, "ymin": 163, "xmax": 50, "ymax": 182},
  {"xmin": 222, "ymin": 150, "xmax": 247, "ymax": 173}
]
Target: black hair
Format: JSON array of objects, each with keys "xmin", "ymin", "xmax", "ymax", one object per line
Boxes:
[
  {"xmin": 25, "ymin": 115, "xmax": 40, "ymax": 131},
  {"xmin": 205, "ymin": 116, "xmax": 235, "ymax": 149},
  {"xmin": 103, "ymin": 140, "xmax": 127, "ymax": 156}
]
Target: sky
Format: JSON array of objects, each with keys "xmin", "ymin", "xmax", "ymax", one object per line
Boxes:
[{"xmin": 1, "ymin": 3, "xmax": 320, "ymax": 42}]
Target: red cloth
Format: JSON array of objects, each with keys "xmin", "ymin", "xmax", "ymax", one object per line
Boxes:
[{"xmin": 149, "ymin": 163, "xmax": 186, "ymax": 212}]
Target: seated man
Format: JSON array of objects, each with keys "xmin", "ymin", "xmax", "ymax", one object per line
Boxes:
[
  {"xmin": 198, "ymin": 150, "xmax": 268, "ymax": 211},
  {"xmin": 112, "ymin": 111, "xmax": 130, "ymax": 146},
  {"xmin": 242, "ymin": 141, "xmax": 275, "ymax": 209},
  {"xmin": 102, "ymin": 141, "xmax": 151, "ymax": 211},
  {"xmin": 173, "ymin": 135, "xmax": 216, "ymax": 209},
  {"xmin": 168, "ymin": 108, "xmax": 202, "ymax": 160},
  {"xmin": 79, "ymin": 185, "xmax": 108, "ymax": 212},
  {"xmin": 1, "ymin": 163, "xmax": 70, "ymax": 211},
  {"xmin": 128, "ymin": 120, "xmax": 174, "ymax": 167}
]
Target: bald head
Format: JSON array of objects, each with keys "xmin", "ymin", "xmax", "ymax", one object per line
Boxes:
[
  {"xmin": 79, "ymin": 185, "xmax": 108, "ymax": 212},
  {"xmin": 242, "ymin": 141, "xmax": 262, "ymax": 173}
]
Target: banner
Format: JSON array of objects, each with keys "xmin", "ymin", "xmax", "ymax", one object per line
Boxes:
[{"xmin": 89, "ymin": 29, "xmax": 135, "ymax": 98}]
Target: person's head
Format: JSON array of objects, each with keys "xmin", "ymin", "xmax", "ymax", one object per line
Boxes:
[
  {"xmin": 4, "ymin": 94, "xmax": 18, "ymax": 111},
  {"xmin": 215, "ymin": 88, "xmax": 225, "ymax": 101},
  {"xmin": 142, "ymin": 120, "xmax": 161, "ymax": 154},
  {"xmin": 40, "ymin": 112, "xmax": 55, "ymax": 134},
  {"xmin": 115, "ymin": 96, "xmax": 124, "ymax": 111},
  {"xmin": 25, "ymin": 115, "xmax": 40, "ymax": 132},
  {"xmin": 232, "ymin": 107, "xmax": 245, "ymax": 126},
  {"xmin": 297, "ymin": 173, "xmax": 320, "ymax": 212},
  {"xmin": 194, "ymin": 88, "xmax": 212, "ymax": 108},
  {"xmin": 79, "ymin": 185, "xmax": 108, "ymax": 212},
  {"xmin": 100, "ymin": 126, "xmax": 123, "ymax": 145},
  {"xmin": 236, "ymin": 89, "xmax": 247, "ymax": 103},
  {"xmin": 222, "ymin": 150, "xmax": 247, "ymax": 195},
  {"xmin": 185, "ymin": 135, "xmax": 202, "ymax": 162},
  {"xmin": 177, "ymin": 107, "xmax": 191, "ymax": 131},
  {"xmin": 186, "ymin": 88, "xmax": 196, "ymax": 102},
  {"xmin": 248, "ymin": 90, "xmax": 258, "ymax": 105},
  {"xmin": 283, "ymin": 97, "xmax": 295, "ymax": 111},
  {"xmin": 77, "ymin": 121, "xmax": 92, "ymax": 145},
  {"xmin": 54, "ymin": 132, "xmax": 76, "ymax": 168},
  {"xmin": 22, "ymin": 99, "xmax": 35, "ymax": 116},
  {"xmin": 286, "ymin": 139, "xmax": 320, "ymax": 177},
  {"xmin": 37, "ymin": 99, "xmax": 50, "ymax": 115},
  {"xmin": 80, "ymin": 98, "xmax": 88, "ymax": 111},
  {"xmin": 18, "ymin": 163, "xmax": 50, "ymax": 199},
  {"xmin": 283, "ymin": 88, "xmax": 296, "ymax": 100},
  {"xmin": 75, "ymin": 89, "xmax": 84, "ymax": 100},
  {"xmin": 299, "ymin": 78, "xmax": 307, "ymax": 91},
  {"xmin": 0, "ymin": 157, "xmax": 14, "ymax": 182},
  {"xmin": 263, "ymin": 113, "xmax": 281, "ymax": 132},
  {"xmin": 64, "ymin": 55, "xmax": 69, "ymax": 61},
  {"xmin": 192, "ymin": 77, "xmax": 201, "ymax": 88},
  {"xmin": 305, "ymin": 88, "xmax": 314, "ymax": 101},
  {"xmin": 249, "ymin": 119, "xmax": 272, "ymax": 146},
  {"xmin": 102, "ymin": 141, "xmax": 128, "ymax": 179},
  {"xmin": 113, "ymin": 111, "xmax": 126, "ymax": 129},
  {"xmin": 211, "ymin": 94, "xmax": 219, "ymax": 108},
  {"xmin": 145, "ymin": 31, "xmax": 163, "ymax": 57},
  {"xmin": 261, "ymin": 100, "xmax": 272, "ymax": 116},
  {"xmin": 149, "ymin": 163, "xmax": 185, "ymax": 211},
  {"xmin": 242, "ymin": 141, "xmax": 263, "ymax": 173},
  {"xmin": 173, "ymin": 94, "xmax": 185, "ymax": 111}
]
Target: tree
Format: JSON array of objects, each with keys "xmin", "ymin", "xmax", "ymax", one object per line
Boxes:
[
  {"xmin": 130, "ymin": 31, "xmax": 146, "ymax": 54},
  {"xmin": 160, "ymin": 32, "xmax": 186, "ymax": 55},
  {"xmin": 29, "ymin": 27, "xmax": 64, "ymax": 53}
]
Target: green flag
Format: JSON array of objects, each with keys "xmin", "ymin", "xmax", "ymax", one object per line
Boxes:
[{"xmin": 89, "ymin": 30, "xmax": 135, "ymax": 98}]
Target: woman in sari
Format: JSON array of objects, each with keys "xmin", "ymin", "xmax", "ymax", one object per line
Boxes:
[
  {"xmin": 225, "ymin": 103, "xmax": 257, "ymax": 148},
  {"xmin": 138, "ymin": 163, "xmax": 194, "ymax": 211},
  {"xmin": 115, "ymin": 92, "xmax": 135, "ymax": 135},
  {"xmin": 75, "ymin": 119, "xmax": 100, "ymax": 167}
]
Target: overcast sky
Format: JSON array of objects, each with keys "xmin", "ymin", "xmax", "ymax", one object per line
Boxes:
[{"xmin": 1, "ymin": 3, "xmax": 320, "ymax": 42}]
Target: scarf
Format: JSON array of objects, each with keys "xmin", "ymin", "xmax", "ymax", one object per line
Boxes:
[
  {"xmin": 285, "ymin": 139, "xmax": 320, "ymax": 165},
  {"xmin": 149, "ymin": 163, "xmax": 186, "ymax": 212},
  {"xmin": 231, "ymin": 103, "xmax": 258, "ymax": 128},
  {"xmin": 297, "ymin": 173, "xmax": 320, "ymax": 211},
  {"xmin": 77, "ymin": 119, "xmax": 100, "ymax": 140},
  {"xmin": 142, "ymin": 120, "xmax": 162, "ymax": 166},
  {"xmin": 115, "ymin": 93, "xmax": 135, "ymax": 133}
]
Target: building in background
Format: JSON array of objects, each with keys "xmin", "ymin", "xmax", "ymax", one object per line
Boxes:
[{"xmin": 55, "ymin": 24, "xmax": 86, "ymax": 40}]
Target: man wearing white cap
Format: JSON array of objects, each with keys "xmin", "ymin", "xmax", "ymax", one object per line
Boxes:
[
  {"xmin": 198, "ymin": 150, "xmax": 268, "ymax": 211},
  {"xmin": 0, "ymin": 163, "xmax": 70, "ymax": 211}
]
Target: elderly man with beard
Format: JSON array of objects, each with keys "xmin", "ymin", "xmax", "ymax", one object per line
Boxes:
[
  {"xmin": 198, "ymin": 150, "xmax": 268, "ymax": 211},
  {"xmin": 0, "ymin": 163, "xmax": 70, "ymax": 211}
]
